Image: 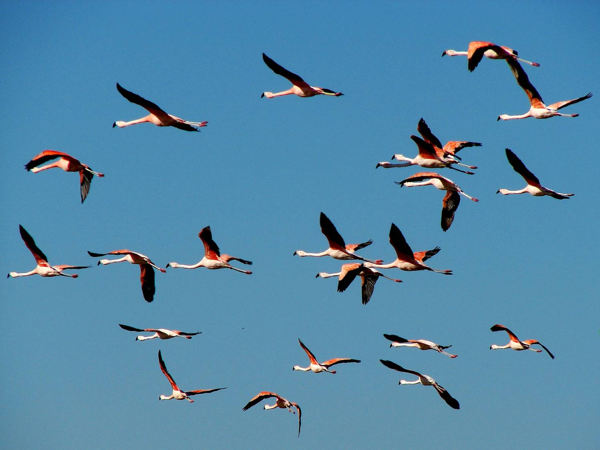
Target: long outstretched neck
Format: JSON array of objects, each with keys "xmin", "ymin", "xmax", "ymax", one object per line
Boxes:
[
  {"xmin": 30, "ymin": 162, "xmax": 62, "ymax": 173},
  {"xmin": 497, "ymin": 188, "xmax": 527, "ymax": 195},
  {"xmin": 113, "ymin": 117, "xmax": 151, "ymax": 128},
  {"xmin": 490, "ymin": 344, "xmax": 510, "ymax": 350},
  {"xmin": 399, "ymin": 379, "xmax": 421, "ymax": 385},
  {"xmin": 497, "ymin": 112, "xmax": 532, "ymax": 121},
  {"xmin": 136, "ymin": 334, "xmax": 158, "ymax": 341},
  {"xmin": 261, "ymin": 89, "xmax": 294, "ymax": 98},
  {"xmin": 99, "ymin": 256, "xmax": 129, "ymax": 265},
  {"xmin": 292, "ymin": 365, "xmax": 311, "ymax": 372},
  {"xmin": 316, "ymin": 271, "xmax": 341, "ymax": 279},
  {"xmin": 294, "ymin": 250, "xmax": 329, "ymax": 257},
  {"xmin": 8, "ymin": 270, "xmax": 37, "ymax": 278},
  {"xmin": 364, "ymin": 260, "xmax": 397, "ymax": 269},
  {"xmin": 166, "ymin": 261, "xmax": 204, "ymax": 269},
  {"xmin": 376, "ymin": 161, "xmax": 413, "ymax": 169},
  {"xmin": 442, "ymin": 49, "xmax": 468, "ymax": 57}
]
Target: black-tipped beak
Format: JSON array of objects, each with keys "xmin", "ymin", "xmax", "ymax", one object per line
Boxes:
[
  {"xmin": 260, "ymin": 93, "xmax": 265, "ymax": 98},
  {"xmin": 97, "ymin": 261, "xmax": 101, "ymax": 265},
  {"xmin": 495, "ymin": 189, "xmax": 500, "ymax": 194},
  {"xmin": 112, "ymin": 122, "xmax": 117, "ymax": 128},
  {"xmin": 292, "ymin": 251, "xmax": 297, "ymax": 256},
  {"xmin": 496, "ymin": 116, "xmax": 501, "ymax": 121}
]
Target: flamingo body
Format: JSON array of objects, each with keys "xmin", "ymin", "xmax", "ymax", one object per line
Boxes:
[
  {"xmin": 119, "ymin": 324, "xmax": 201, "ymax": 341},
  {"xmin": 242, "ymin": 391, "xmax": 302, "ymax": 436},
  {"xmin": 490, "ymin": 324, "xmax": 554, "ymax": 359},
  {"xmin": 293, "ymin": 338, "xmax": 360, "ymax": 373}
]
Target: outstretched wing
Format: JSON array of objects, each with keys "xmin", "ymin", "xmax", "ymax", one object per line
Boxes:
[
  {"xmin": 490, "ymin": 324, "xmax": 521, "ymax": 343},
  {"xmin": 505, "ymin": 59, "xmax": 544, "ymax": 106},
  {"xmin": 158, "ymin": 350, "xmax": 179, "ymax": 391},
  {"xmin": 319, "ymin": 212, "xmax": 346, "ymax": 251},
  {"xmin": 198, "ymin": 226, "xmax": 221, "ymax": 259},
  {"xmin": 297, "ymin": 338, "xmax": 319, "ymax": 365},
  {"xmin": 242, "ymin": 391, "xmax": 279, "ymax": 410},
  {"xmin": 262, "ymin": 53, "xmax": 309, "ymax": 89},
  {"xmin": 116, "ymin": 83, "xmax": 171, "ymax": 120},
  {"xmin": 336, "ymin": 263, "xmax": 361, "ymax": 293},
  {"xmin": 433, "ymin": 383, "xmax": 460, "ymax": 409},
  {"xmin": 547, "ymin": 92, "xmax": 592, "ymax": 111},
  {"xmin": 441, "ymin": 191, "xmax": 460, "ymax": 232},
  {"xmin": 505, "ymin": 149, "xmax": 540, "ymax": 186},
  {"xmin": 379, "ymin": 359, "xmax": 422, "ymax": 378},
  {"xmin": 19, "ymin": 225, "xmax": 49, "ymax": 265},
  {"xmin": 443, "ymin": 141, "xmax": 481, "ymax": 155},
  {"xmin": 140, "ymin": 264, "xmax": 156, "ymax": 302},
  {"xmin": 118, "ymin": 324, "xmax": 146, "ymax": 332},
  {"xmin": 24, "ymin": 150, "xmax": 77, "ymax": 171},
  {"xmin": 383, "ymin": 334, "xmax": 409, "ymax": 344},
  {"xmin": 417, "ymin": 118, "xmax": 443, "ymax": 149},
  {"xmin": 388, "ymin": 223, "xmax": 414, "ymax": 259},
  {"xmin": 80, "ymin": 170, "xmax": 93, "ymax": 203},
  {"xmin": 186, "ymin": 387, "xmax": 226, "ymax": 396},
  {"xmin": 360, "ymin": 271, "xmax": 378, "ymax": 305},
  {"xmin": 467, "ymin": 41, "xmax": 506, "ymax": 71},
  {"xmin": 321, "ymin": 357, "xmax": 361, "ymax": 368}
]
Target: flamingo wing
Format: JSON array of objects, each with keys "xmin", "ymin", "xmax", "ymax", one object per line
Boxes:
[
  {"xmin": 547, "ymin": 92, "xmax": 592, "ymax": 111},
  {"xmin": 467, "ymin": 41, "xmax": 505, "ymax": 71},
  {"xmin": 294, "ymin": 403, "xmax": 302, "ymax": 437},
  {"xmin": 140, "ymin": 264, "xmax": 156, "ymax": 302},
  {"xmin": 535, "ymin": 342, "xmax": 555, "ymax": 359},
  {"xmin": 321, "ymin": 357, "xmax": 360, "ymax": 368},
  {"xmin": 415, "ymin": 246, "xmax": 441, "ymax": 262},
  {"xmin": 441, "ymin": 190, "xmax": 460, "ymax": 232},
  {"xmin": 80, "ymin": 170, "xmax": 93, "ymax": 203},
  {"xmin": 443, "ymin": 141, "xmax": 481, "ymax": 155},
  {"xmin": 178, "ymin": 330, "xmax": 202, "ymax": 336},
  {"xmin": 379, "ymin": 359, "xmax": 423, "ymax": 378},
  {"xmin": 118, "ymin": 324, "xmax": 146, "ymax": 332},
  {"xmin": 186, "ymin": 387, "xmax": 226, "ymax": 396},
  {"xmin": 198, "ymin": 226, "xmax": 221, "ymax": 259},
  {"xmin": 319, "ymin": 212, "xmax": 346, "ymax": 251},
  {"xmin": 297, "ymin": 338, "xmax": 319, "ymax": 365},
  {"xmin": 242, "ymin": 391, "xmax": 280, "ymax": 410},
  {"xmin": 433, "ymin": 383, "xmax": 460, "ymax": 409},
  {"xmin": 262, "ymin": 53, "xmax": 309, "ymax": 89},
  {"xmin": 336, "ymin": 263, "xmax": 362, "ymax": 293},
  {"xmin": 490, "ymin": 324, "xmax": 521, "ymax": 343},
  {"xmin": 505, "ymin": 149, "xmax": 541, "ymax": 186},
  {"xmin": 410, "ymin": 135, "xmax": 441, "ymax": 160},
  {"xmin": 383, "ymin": 334, "xmax": 409, "ymax": 344},
  {"xmin": 416, "ymin": 118, "xmax": 443, "ymax": 149},
  {"xmin": 388, "ymin": 223, "xmax": 414, "ymax": 259},
  {"xmin": 158, "ymin": 350, "xmax": 179, "ymax": 391},
  {"xmin": 24, "ymin": 150, "xmax": 77, "ymax": 171},
  {"xmin": 505, "ymin": 59, "xmax": 544, "ymax": 106},
  {"xmin": 19, "ymin": 225, "xmax": 49, "ymax": 265},
  {"xmin": 115, "ymin": 82, "xmax": 174, "ymax": 122},
  {"xmin": 359, "ymin": 271, "xmax": 378, "ymax": 305}
]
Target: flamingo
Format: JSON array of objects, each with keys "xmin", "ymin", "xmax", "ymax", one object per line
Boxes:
[
  {"xmin": 8, "ymin": 225, "xmax": 90, "ymax": 279},
  {"xmin": 490, "ymin": 324, "xmax": 554, "ymax": 359},
  {"xmin": 87, "ymin": 249, "xmax": 166, "ymax": 302},
  {"xmin": 157, "ymin": 350, "xmax": 225, "ymax": 403},
  {"xmin": 113, "ymin": 82, "xmax": 208, "ymax": 131},
  {"xmin": 497, "ymin": 149, "xmax": 574, "ymax": 199},
  {"xmin": 498, "ymin": 59, "xmax": 592, "ymax": 120},
  {"xmin": 293, "ymin": 212, "xmax": 381, "ymax": 264},
  {"xmin": 316, "ymin": 262, "xmax": 402, "ymax": 305},
  {"xmin": 261, "ymin": 52, "xmax": 343, "ymax": 98},
  {"xmin": 376, "ymin": 135, "xmax": 475, "ymax": 174},
  {"xmin": 397, "ymin": 172, "xmax": 479, "ymax": 231},
  {"xmin": 166, "ymin": 226, "xmax": 252, "ymax": 274},
  {"xmin": 416, "ymin": 118, "xmax": 480, "ymax": 169},
  {"xmin": 293, "ymin": 338, "xmax": 360, "ymax": 373},
  {"xmin": 365, "ymin": 224, "xmax": 452, "ymax": 274},
  {"xmin": 242, "ymin": 391, "xmax": 302, "ymax": 437},
  {"xmin": 380, "ymin": 359, "xmax": 460, "ymax": 409},
  {"xmin": 119, "ymin": 324, "xmax": 201, "ymax": 341},
  {"xmin": 384, "ymin": 334, "xmax": 457, "ymax": 358},
  {"xmin": 442, "ymin": 41, "xmax": 540, "ymax": 71},
  {"xmin": 24, "ymin": 150, "xmax": 104, "ymax": 203}
]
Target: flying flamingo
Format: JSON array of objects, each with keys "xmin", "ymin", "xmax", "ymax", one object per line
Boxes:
[
  {"xmin": 293, "ymin": 212, "xmax": 381, "ymax": 263},
  {"xmin": 119, "ymin": 324, "xmax": 201, "ymax": 341},
  {"xmin": 87, "ymin": 249, "xmax": 166, "ymax": 302},
  {"xmin": 498, "ymin": 59, "xmax": 592, "ymax": 120},
  {"xmin": 242, "ymin": 391, "xmax": 302, "ymax": 436},
  {"xmin": 166, "ymin": 226, "xmax": 252, "ymax": 274},
  {"xmin": 497, "ymin": 149, "xmax": 574, "ymax": 199},
  {"xmin": 416, "ymin": 118, "xmax": 480, "ymax": 168},
  {"xmin": 376, "ymin": 135, "xmax": 474, "ymax": 174},
  {"xmin": 261, "ymin": 52, "xmax": 343, "ymax": 98},
  {"xmin": 113, "ymin": 82, "xmax": 208, "ymax": 131},
  {"xmin": 490, "ymin": 324, "xmax": 554, "ymax": 359},
  {"xmin": 397, "ymin": 172, "xmax": 479, "ymax": 231},
  {"xmin": 380, "ymin": 359, "xmax": 460, "ymax": 409},
  {"xmin": 384, "ymin": 334, "xmax": 457, "ymax": 358},
  {"xmin": 24, "ymin": 150, "xmax": 104, "ymax": 203},
  {"xmin": 365, "ymin": 224, "xmax": 452, "ymax": 274},
  {"xmin": 157, "ymin": 350, "xmax": 225, "ymax": 403},
  {"xmin": 442, "ymin": 41, "xmax": 540, "ymax": 71},
  {"xmin": 293, "ymin": 338, "xmax": 360, "ymax": 373},
  {"xmin": 316, "ymin": 262, "xmax": 402, "ymax": 305},
  {"xmin": 8, "ymin": 225, "xmax": 89, "ymax": 279}
]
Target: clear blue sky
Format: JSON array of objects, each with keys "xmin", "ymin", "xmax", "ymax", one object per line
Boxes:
[{"xmin": 1, "ymin": 2, "xmax": 598, "ymax": 449}]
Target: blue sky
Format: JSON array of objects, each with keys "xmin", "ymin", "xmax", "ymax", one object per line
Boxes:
[{"xmin": 1, "ymin": 1, "xmax": 598, "ymax": 449}]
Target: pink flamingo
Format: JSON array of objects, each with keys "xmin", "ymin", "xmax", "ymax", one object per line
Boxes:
[
  {"xmin": 243, "ymin": 391, "xmax": 302, "ymax": 436},
  {"xmin": 490, "ymin": 324, "xmax": 554, "ymax": 359},
  {"xmin": 442, "ymin": 41, "xmax": 540, "ymax": 71},
  {"xmin": 293, "ymin": 338, "xmax": 360, "ymax": 373}
]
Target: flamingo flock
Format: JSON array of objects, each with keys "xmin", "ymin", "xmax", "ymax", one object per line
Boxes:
[{"xmin": 10, "ymin": 38, "xmax": 587, "ymax": 439}]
